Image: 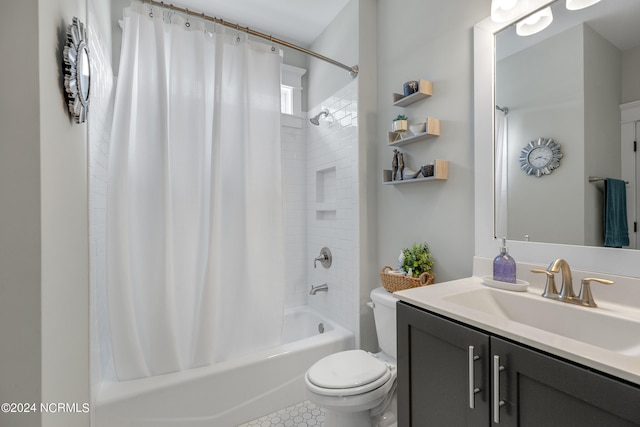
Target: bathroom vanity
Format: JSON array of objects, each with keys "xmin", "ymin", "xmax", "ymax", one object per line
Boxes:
[{"xmin": 394, "ymin": 267, "xmax": 640, "ymax": 426}]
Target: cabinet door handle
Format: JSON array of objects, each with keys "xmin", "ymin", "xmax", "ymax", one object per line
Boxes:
[
  {"xmin": 468, "ymin": 346, "xmax": 481, "ymax": 409},
  {"xmin": 493, "ymin": 355, "xmax": 506, "ymax": 423}
]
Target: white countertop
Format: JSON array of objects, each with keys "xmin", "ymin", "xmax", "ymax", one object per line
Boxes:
[{"xmin": 394, "ymin": 275, "xmax": 640, "ymax": 386}]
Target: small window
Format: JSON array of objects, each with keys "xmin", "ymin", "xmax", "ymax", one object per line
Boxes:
[
  {"xmin": 280, "ymin": 64, "xmax": 306, "ymax": 117},
  {"xmin": 281, "ymin": 85, "xmax": 294, "ymax": 115}
]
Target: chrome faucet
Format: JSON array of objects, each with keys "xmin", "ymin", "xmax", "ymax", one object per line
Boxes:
[
  {"xmin": 310, "ymin": 283, "xmax": 329, "ymax": 295},
  {"xmin": 531, "ymin": 258, "xmax": 614, "ymax": 307}
]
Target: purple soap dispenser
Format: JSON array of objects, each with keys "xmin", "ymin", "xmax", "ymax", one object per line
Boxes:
[{"xmin": 493, "ymin": 237, "xmax": 516, "ymax": 283}]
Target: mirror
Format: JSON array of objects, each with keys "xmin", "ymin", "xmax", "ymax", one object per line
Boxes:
[
  {"xmin": 64, "ymin": 17, "xmax": 91, "ymax": 124},
  {"xmin": 78, "ymin": 46, "xmax": 91, "ymax": 104},
  {"xmin": 494, "ymin": 0, "xmax": 640, "ymax": 248},
  {"xmin": 474, "ymin": 0, "xmax": 640, "ymax": 278}
]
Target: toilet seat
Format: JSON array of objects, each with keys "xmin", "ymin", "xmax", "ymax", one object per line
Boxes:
[{"xmin": 306, "ymin": 350, "xmax": 393, "ymax": 397}]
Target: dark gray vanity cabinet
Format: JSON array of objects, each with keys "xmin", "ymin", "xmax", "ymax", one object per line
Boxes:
[
  {"xmin": 397, "ymin": 301, "xmax": 490, "ymax": 426},
  {"xmin": 492, "ymin": 336, "xmax": 640, "ymax": 426},
  {"xmin": 397, "ymin": 301, "xmax": 640, "ymax": 427}
]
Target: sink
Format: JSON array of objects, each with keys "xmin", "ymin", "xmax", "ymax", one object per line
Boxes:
[{"xmin": 443, "ymin": 287, "xmax": 640, "ymax": 356}]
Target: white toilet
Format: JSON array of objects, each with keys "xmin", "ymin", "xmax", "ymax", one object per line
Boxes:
[{"xmin": 305, "ymin": 287, "xmax": 398, "ymax": 427}]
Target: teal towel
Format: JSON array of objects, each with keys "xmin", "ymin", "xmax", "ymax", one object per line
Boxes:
[{"xmin": 604, "ymin": 178, "xmax": 629, "ymax": 247}]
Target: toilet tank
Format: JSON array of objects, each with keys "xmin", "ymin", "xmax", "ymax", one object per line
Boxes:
[{"xmin": 370, "ymin": 287, "xmax": 398, "ymax": 359}]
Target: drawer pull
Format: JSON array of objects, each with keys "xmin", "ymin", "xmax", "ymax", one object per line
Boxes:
[
  {"xmin": 493, "ymin": 355, "xmax": 506, "ymax": 423},
  {"xmin": 468, "ymin": 346, "xmax": 481, "ymax": 409}
]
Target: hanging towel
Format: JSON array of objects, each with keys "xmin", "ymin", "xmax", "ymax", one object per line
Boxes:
[{"xmin": 604, "ymin": 178, "xmax": 629, "ymax": 248}]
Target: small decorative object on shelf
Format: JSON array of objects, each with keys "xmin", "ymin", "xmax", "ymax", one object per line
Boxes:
[
  {"xmin": 388, "ymin": 117, "xmax": 440, "ymax": 146},
  {"xmin": 383, "ymin": 160, "xmax": 448, "ymax": 184},
  {"xmin": 403, "ymin": 80, "xmax": 419, "ymax": 96},
  {"xmin": 379, "ymin": 242, "xmax": 435, "ymax": 291},
  {"xmin": 393, "ymin": 79, "xmax": 433, "ymax": 107},
  {"xmin": 392, "ymin": 149, "xmax": 400, "ymax": 181},
  {"xmin": 392, "ymin": 114, "xmax": 408, "ymax": 133},
  {"xmin": 409, "ymin": 122, "xmax": 426, "ymax": 134}
]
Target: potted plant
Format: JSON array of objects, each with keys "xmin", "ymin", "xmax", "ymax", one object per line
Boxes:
[
  {"xmin": 400, "ymin": 242, "xmax": 434, "ymax": 278},
  {"xmin": 392, "ymin": 114, "xmax": 408, "ymax": 133}
]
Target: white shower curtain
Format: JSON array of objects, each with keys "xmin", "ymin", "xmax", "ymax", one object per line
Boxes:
[
  {"xmin": 495, "ymin": 110, "xmax": 508, "ymax": 239},
  {"xmin": 107, "ymin": 2, "xmax": 285, "ymax": 381}
]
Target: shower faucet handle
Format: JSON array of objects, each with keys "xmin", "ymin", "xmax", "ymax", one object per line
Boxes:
[{"xmin": 313, "ymin": 247, "xmax": 332, "ymax": 269}]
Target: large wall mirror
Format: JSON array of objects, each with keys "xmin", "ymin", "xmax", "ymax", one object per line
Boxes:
[
  {"xmin": 495, "ymin": 0, "xmax": 640, "ymax": 248},
  {"xmin": 474, "ymin": 0, "xmax": 640, "ymax": 277}
]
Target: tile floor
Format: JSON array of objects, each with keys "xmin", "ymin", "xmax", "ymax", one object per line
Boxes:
[{"xmin": 237, "ymin": 400, "xmax": 325, "ymax": 427}]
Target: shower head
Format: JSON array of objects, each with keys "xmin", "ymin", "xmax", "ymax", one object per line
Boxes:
[{"xmin": 310, "ymin": 110, "xmax": 329, "ymax": 126}]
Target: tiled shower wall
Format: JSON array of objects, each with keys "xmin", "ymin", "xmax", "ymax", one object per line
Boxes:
[
  {"xmin": 306, "ymin": 80, "xmax": 360, "ymax": 335},
  {"xmin": 281, "ymin": 117, "xmax": 309, "ymax": 308}
]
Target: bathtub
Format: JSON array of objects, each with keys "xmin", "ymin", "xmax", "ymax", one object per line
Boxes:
[{"xmin": 94, "ymin": 306, "xmax": 354, "ymax": 427}]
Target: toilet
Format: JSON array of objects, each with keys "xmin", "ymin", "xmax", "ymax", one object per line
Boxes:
[{"xmin": 305, "ymin": 287, "xmax": 398, "ymax": 427}]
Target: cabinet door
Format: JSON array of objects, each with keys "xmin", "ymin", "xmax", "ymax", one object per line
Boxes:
[
  {"xmin": 397, "ymin": 302, "xmax": 490, "ymax": 426},
  {"xmin": 492, "ymin": 336, "xmax": 640, "ymax": 426}
]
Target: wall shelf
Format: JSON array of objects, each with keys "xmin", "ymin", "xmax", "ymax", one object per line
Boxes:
[
  {"xmin": 382, "ymin": 160, "xmax": 448, "ymax": 185},
  {"xmin": 386, "ymin": 79, "xmax": 446, "ymax": 185},
  {"xmin": 392, "ymin": 79, "xmax": 433, "ymax": 107},
  {"xmin": 388, "ymin": 118, "xmax": 440, "ymax": 146}
]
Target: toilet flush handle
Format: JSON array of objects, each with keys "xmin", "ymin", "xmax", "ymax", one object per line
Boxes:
[{"xmin": 366, "ymin": 302, "xmax": 375, "ymax": 309}]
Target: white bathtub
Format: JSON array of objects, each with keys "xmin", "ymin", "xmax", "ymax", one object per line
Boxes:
[{"xmin": 94, "ymin": 306, "xmax": 354, "ymax": 427}]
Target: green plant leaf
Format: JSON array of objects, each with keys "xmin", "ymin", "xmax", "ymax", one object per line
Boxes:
[{"xmin": 401, "ymin": 242, "xmax": 433, "ymax": 277}]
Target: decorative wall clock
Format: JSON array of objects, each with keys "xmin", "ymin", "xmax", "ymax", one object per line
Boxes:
[
  {"xmin": 519, "ymin": 137, "xmax": 562, "ymax": 177},
  {"xmin": 63, "ymin": 17, "xmax": 91, "ymax": 124}
]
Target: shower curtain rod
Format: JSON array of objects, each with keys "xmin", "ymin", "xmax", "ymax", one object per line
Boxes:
[{"xmin": 140, "ymin": 0, "xmax": 359, "ymax": 77}]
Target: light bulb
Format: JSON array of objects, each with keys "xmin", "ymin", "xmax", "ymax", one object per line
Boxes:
[
  {"xmin": 491, "ymin": 0, "xmax": 527, "ymax": 23},
  {"xmin": 516, "ymin": 7, "xmax": 553, "ymax": 36}
]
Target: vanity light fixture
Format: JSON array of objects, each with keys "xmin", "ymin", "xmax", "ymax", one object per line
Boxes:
[
  {"xmin": 516, "ymin": 6, "xmax": 553, "ymax": 36},
  {"xmin": 566, "ymin": 0, "xmax": 602, "ymax": 11},
  {"xmin": 491, "ymin": 0, "xmax": 528, "ymax": 23}
]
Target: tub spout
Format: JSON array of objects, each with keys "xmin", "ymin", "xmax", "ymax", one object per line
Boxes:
[{"xmin": 310, "ymin": 283, "xmax": 329, "ymax": 295}]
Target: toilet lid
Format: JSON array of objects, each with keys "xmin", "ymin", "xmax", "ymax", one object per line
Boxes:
[{"xmin": 307, "ymin": 350, "xmax": 388, "ymax": 390}]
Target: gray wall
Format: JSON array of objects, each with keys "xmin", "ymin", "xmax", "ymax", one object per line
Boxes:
[
  {"xmin": 623, "ymin": 45, "xmax": 640, "ymax": 104},
  {"xmin": 0, "ymin": 2, "xmax": 42, "ymax": 426},
  {"xmin": 307, "ymin": 0, "xmax": 359, "ymax": 109},
  {"xmin": 0, "ymin": 1, "xmax": 90, "ymax": 427},
  {"xmin": 374, "ymin": 0, "xmax": 486, "ymax": 284}
]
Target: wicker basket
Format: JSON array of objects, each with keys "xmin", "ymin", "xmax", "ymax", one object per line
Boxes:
[{"xmin": 379, "ymin": 266, "xmax": 434, "ymax": 292}]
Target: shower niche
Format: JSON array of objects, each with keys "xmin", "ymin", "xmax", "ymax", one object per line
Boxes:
[{"xmin": 316, "ymin": 166, "xmax": 337, "ymax": 220}]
